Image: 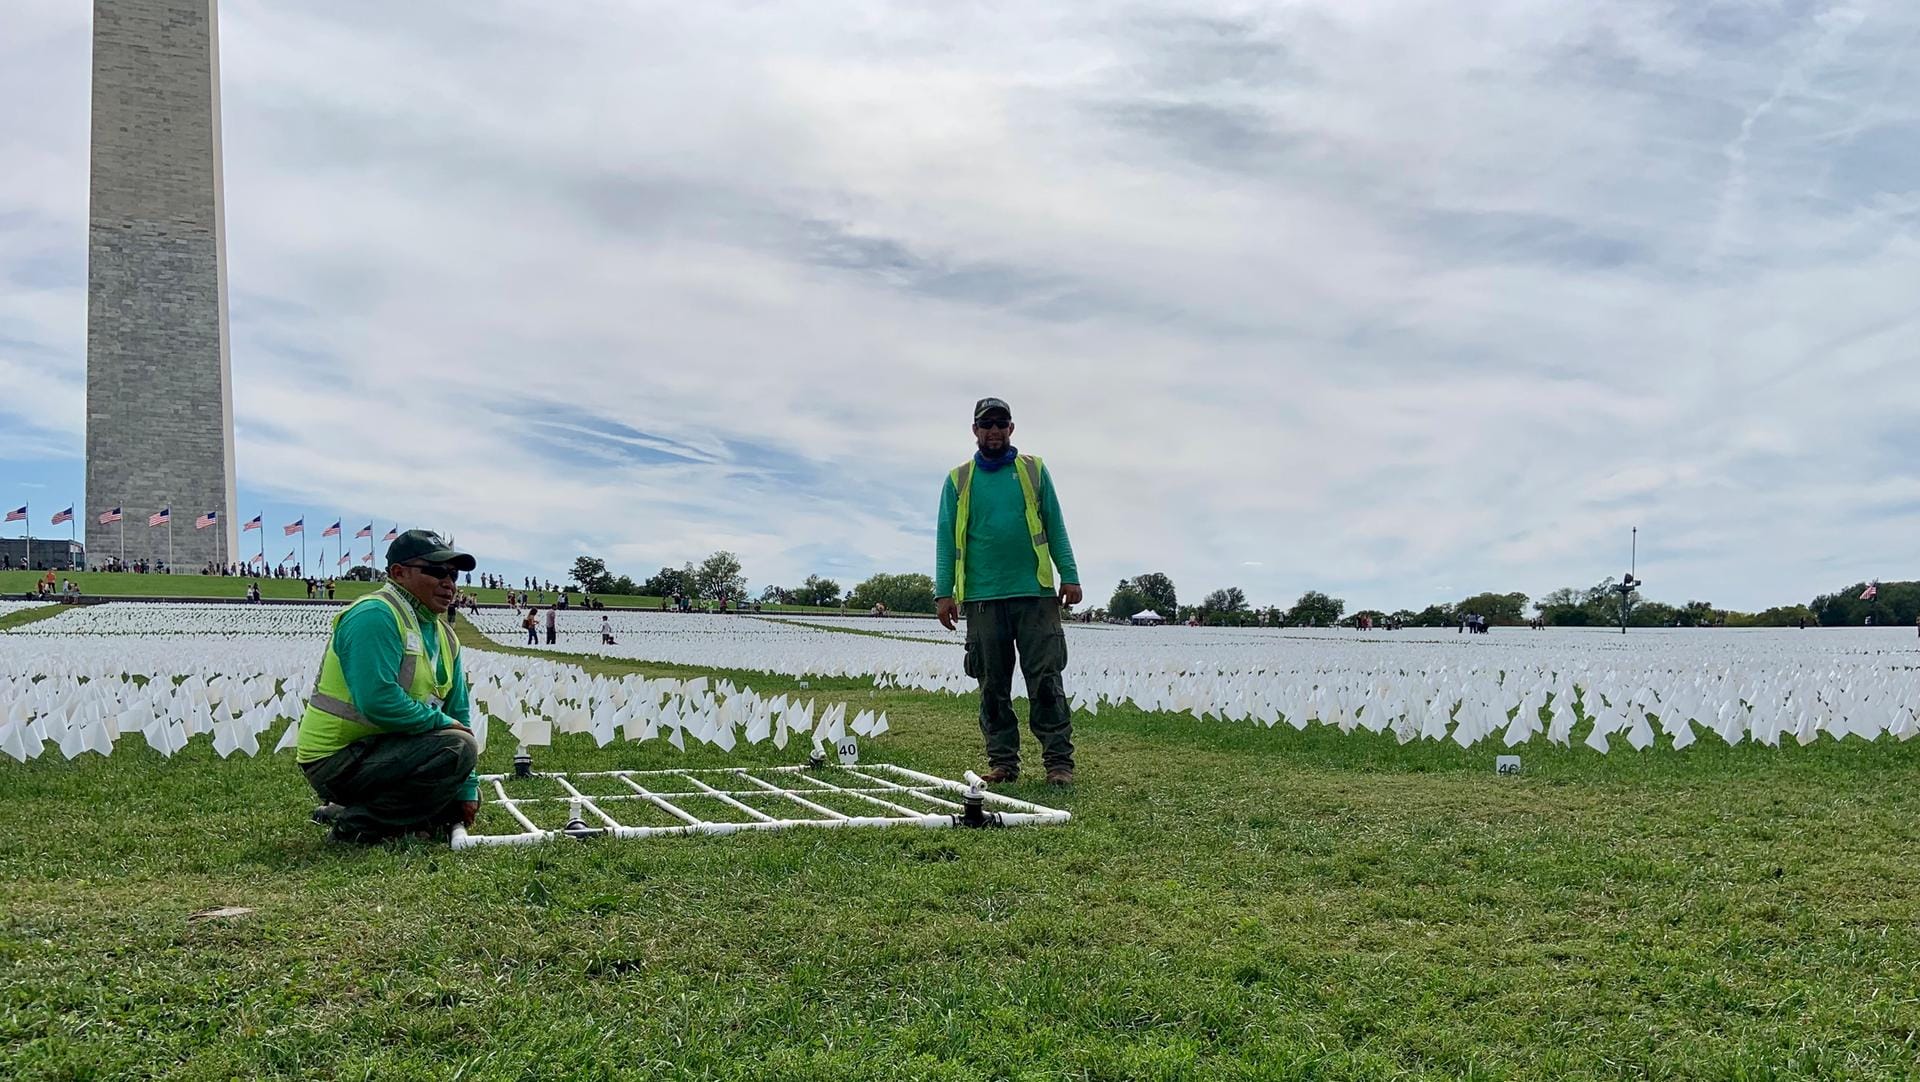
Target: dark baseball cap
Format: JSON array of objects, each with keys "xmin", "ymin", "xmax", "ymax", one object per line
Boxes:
[
  {"xmin": 973, "ymin": 397, "xmax": 1012, "ymax": 421},
  {"xmin": 386, "ymin": 529, "xmax": 476, "ymax": 571}
]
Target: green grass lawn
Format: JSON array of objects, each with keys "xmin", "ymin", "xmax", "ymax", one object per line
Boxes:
[
  {"xmin": 3, "ymin": 617, "xmax": 1920, "ymax": 1082},
  {"xmin": 3, "ymin": 632, "xmax": 1917, "ymax": 1080},
  {"xmin": 0, "ymin": 571, "xmax": 860, "ymax": 615}
]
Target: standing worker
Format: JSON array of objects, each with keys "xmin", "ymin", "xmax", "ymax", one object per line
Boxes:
[
  {"xmin": 296, "ymin": 530, "xmax": 481, "ymax": 844},
  {"xmin": 935, "ymin": 397, "xmax": 1083, "ymax": 786}
]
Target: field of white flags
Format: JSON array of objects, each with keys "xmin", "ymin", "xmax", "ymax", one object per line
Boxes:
[
  {"xmin": 470, "ymin": 609, "xmax": 1920, "ymax": 754},
  {"xmin": 0, "ymin": 603, "xmax": 882, "ymax": 764},
  {"xmin": 5, "ymin": 602, "xmax": 1918, "ymax": 764}
]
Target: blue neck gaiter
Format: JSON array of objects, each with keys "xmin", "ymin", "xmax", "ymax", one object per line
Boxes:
[{"xmin": 974, "ymin": 444, "xmax": 1018, "ymax": 472}]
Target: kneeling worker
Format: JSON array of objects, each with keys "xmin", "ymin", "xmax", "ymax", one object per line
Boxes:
[{"xmin": 298, "ymin": 530, "xmax": 481, "ymax": 843}]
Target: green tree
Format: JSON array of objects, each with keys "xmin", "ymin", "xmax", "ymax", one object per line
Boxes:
[
  {"xmin": 1810, "ymin": 581, "xmax": 1919, "ymax": 627},
  {"xmin": 1108, "ymin": 579, "xmax": 1148, "ymax": 621},
  {"xmin": 1132, "ymin": 572, "xmax": 1178, "ymax": 618},
  {"xmin": 1286, "ymin": 590, "xmax": 1344, "ymax": 627},
  {"xmin": 1631, "ymin": 600, "xmax": 1678, "ymax": 627},
  {"xmin": 640, "ymin": 564, "xmax": 696, "ymax": 599},
  {"xmin": 1728, "ymin": 604, "xmax": 1814, "ymax": 628},
  {"xmin": 1538, "ymin": 580, "xmax": 1622, "ymax": 626},
  {"xmin": 849, "ymin": 572, "xmax": 937, "ymax": 614},
  {"xmin": 1411, "ymin": 604, "xmax": 1456, "ymax": 627},
  {"xmin": 1455, "ymin": 591, "xmax": 1528, "ymax": 625},
  {"xmin": 1111, "ymin": 572, "xmax": 1177, "ymax": 620},
  {"xmin": 1678, "ymin": 600, "xmax": 1717, "ymax": 627},
  {"xmin": 794, "ymin": 574, "xmax": 842, "ymax": 607},
  {"xmin": 695, "ymin": 551, "xmax": 747, "ymax": 600},
  {"xmin": 569, "ymin": 556, "xmax": 612, "ymax": 594},
  {"xmin": 1202, "ymin": 586, "xmax": 1248, "ymax": 615}
]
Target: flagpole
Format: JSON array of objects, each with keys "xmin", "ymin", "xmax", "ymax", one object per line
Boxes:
[
  {"xmin": 24, "ymin": 500, "xmax": 30, "ymax": 572},
  {"xmin": 119, "ymin": 514, "xmax": 124, "ymax": 568},
  {"xmin": 259, "ymin": 514, "xmax": 264, "ymax": 571},
  {"xmin": 167, "ymin": 516, "xmax": 173, "ymax": 573}
]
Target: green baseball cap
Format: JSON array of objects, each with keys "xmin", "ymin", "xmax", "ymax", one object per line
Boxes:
[
  {"xmin": 386, "ymin": 529, "xmax": 476, "ymax": 571},
  {"xmin": 973, "ymin": 397, "xmax": 1012, "ymax": 421}
]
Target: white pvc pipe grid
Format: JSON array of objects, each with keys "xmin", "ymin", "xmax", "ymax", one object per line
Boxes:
[{"xmin": 450, "ymin": 763, "xmax": 1071, "ymax": 849}]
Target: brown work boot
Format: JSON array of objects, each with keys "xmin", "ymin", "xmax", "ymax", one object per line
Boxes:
[
  {"xmin": 978, "ymin": 765, "xmax": 1018, "ymax": 785},
  {"xmin": 1045, "ymin": 768, "xmax": 1075, "ymax": 787}
]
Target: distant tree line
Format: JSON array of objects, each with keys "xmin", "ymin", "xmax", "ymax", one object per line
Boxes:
[
  {"xmin": 1093, "ymin": 573, "xmax": 1917, "ymax": 630},
  {"xmin": 566, "ymin": 554, "xmax": 944, "ymax": 613},
  {"xmin": 569, "ymin": 553, "xmax": 748, "ymax": 601},
  {"xmin": 565, "ymin": 556, "xmax": 1916, "ymax": 628}
]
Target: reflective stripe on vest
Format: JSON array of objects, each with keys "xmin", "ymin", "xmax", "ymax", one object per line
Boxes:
[
  {"xmin": 303, "ymin": 584, "xmax": 458, "ymax": 728},
  {"xmin": 949, "ymin": 453, "xmax": 1053, "ymax": 604}
]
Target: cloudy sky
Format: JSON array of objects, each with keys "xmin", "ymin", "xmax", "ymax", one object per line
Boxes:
[{"xmin": 2, "ymin": 0, "xmax": 1917, "ymax": 611}]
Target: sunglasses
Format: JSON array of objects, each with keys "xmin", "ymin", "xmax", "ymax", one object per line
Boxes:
[
  {"xmin": 406, "ymin": 563, "xmax": 462, "ymax": 581},
  {"xmin": 975, "ymin": 418, "xmax": 1012, "ymax": 429}
]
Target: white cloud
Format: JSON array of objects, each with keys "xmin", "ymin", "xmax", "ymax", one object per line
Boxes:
[{"xmin": 2, "ymin": 0, "xmax": 1917, "ymax": 610}]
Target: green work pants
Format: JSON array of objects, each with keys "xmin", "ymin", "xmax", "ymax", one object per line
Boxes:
[
  {"xmin": 965, "ymin": 596, "xmax": 1074, "ymax": 774},
  {"xmin": 301, "ymin": 729, "xmax": 477, "ymax": 842}
]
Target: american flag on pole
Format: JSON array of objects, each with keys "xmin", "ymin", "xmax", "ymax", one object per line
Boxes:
[
  {"xmin": 4, "ymin": 506, "xmax": 24, "ymax": 523},
  {"xmin": 284, "ymin": 517, "xmax": 304, "ymax": 536},
  {"xmin": 322, "ymin": 520, "xmax": 341, "ymax": 538},
  {"xmin": 338, "ymin": 552, "xmax": 350, "ymax": 567},
  {"xmin": 250, "ymin": 552, "xmax": 265, "ymax": 566},
  {"xmin": 1860, "ymin": 583, "xmax": 1879, "ymax": 601},
  {"xmin": 98, "ymin": 507, "xmax": 123, "ymax": 525},
  {"xmin": 148, "ymin": 508, "xmax": 171, "ymax": 527},
  {"xmin": 194, "ymin": 511, "xmax": 218, "ymax": 530},
  {"xmin": 51, "ymin": 507, "xmax": 73, "ymax": 526},
  {"xmin": 383, "ymin": 526, "xmax": 399, "ymax": 541},
  {"xmin": 355, "ymin": 523, "xmax": 373, "ymax": 539},
  {"xmin": 243, "ymin": 514, "xmax": 262, "ymax": 532},
  {"xmin": 282, "ymin": 550, "xmax": 296, "ymax": 564},
  {"xmin": 361, "ymin": 552, "xmax": 373, "ymax": 564}
]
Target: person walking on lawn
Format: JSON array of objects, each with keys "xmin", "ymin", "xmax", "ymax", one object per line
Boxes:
[
  {"xmin": 935, "ymin": 397, "xmax": 1083, "ymax": 786},
  {"xmin": 296, "ymin": 530, "xmax": 481, "ymax": 843}
]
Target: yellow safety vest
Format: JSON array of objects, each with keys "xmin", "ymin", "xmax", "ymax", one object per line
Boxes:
[
  {"xmin": 296, "ymin": 583, "xmax": 460, "ymax": 761},
  {"xmin": 949, "ymin": 453, "xmax": 1053, "ymax": 604}
]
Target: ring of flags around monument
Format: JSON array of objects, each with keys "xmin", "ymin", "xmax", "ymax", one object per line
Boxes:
[{"xmin": 2, "ymin": 499, "xmax": 407, "ymax": 574}]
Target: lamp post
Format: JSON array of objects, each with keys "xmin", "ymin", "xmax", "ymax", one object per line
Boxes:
[{"xmin": 1612, "ymin": 526, "xmax": 1643, "ymax": 634}]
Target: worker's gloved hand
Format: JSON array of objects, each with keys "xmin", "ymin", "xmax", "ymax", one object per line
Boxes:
[
  {"xmin": 1058, "ymin": 583, "xmax": 1083, "ymax": 607},
  {"xmin": 460, "ymin": 801, "xmax": 478, "ymax": 827},
  {"xmin": 936, "ymin": 597, "xmax": 959, "ymax": 631}
]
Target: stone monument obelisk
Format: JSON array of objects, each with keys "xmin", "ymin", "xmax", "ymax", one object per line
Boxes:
[{"xmin": 85, "ymin": 0, "xmax": 238, "ymax": 571}]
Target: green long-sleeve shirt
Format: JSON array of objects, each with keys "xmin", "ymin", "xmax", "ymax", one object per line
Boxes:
[
  {"xmin": 314, "ymin": 595, "xmax": 478, "ymax": 802},
  {"xmin": 936, "ymin": 455, "xmax": 1080, "ymax": 601}
]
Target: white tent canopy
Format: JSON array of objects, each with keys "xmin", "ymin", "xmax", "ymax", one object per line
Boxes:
[{"xmin": 1129, "ymin": 609, "xmax": 1165, "ymax": 624}]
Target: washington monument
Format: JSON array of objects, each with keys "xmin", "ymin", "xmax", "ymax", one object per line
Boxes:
[{"xmin": 85, "ymin": 0, "xmax": 238, "ymax": 570}]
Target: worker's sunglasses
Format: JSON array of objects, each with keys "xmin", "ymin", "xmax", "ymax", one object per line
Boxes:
[
  {"xmin": 406, "ymin": 563, "xmax": 462, "ymax": 581},
  {"xmin": 975, "ymin": 418, "xmax": 1011, "ymax": 429}
]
